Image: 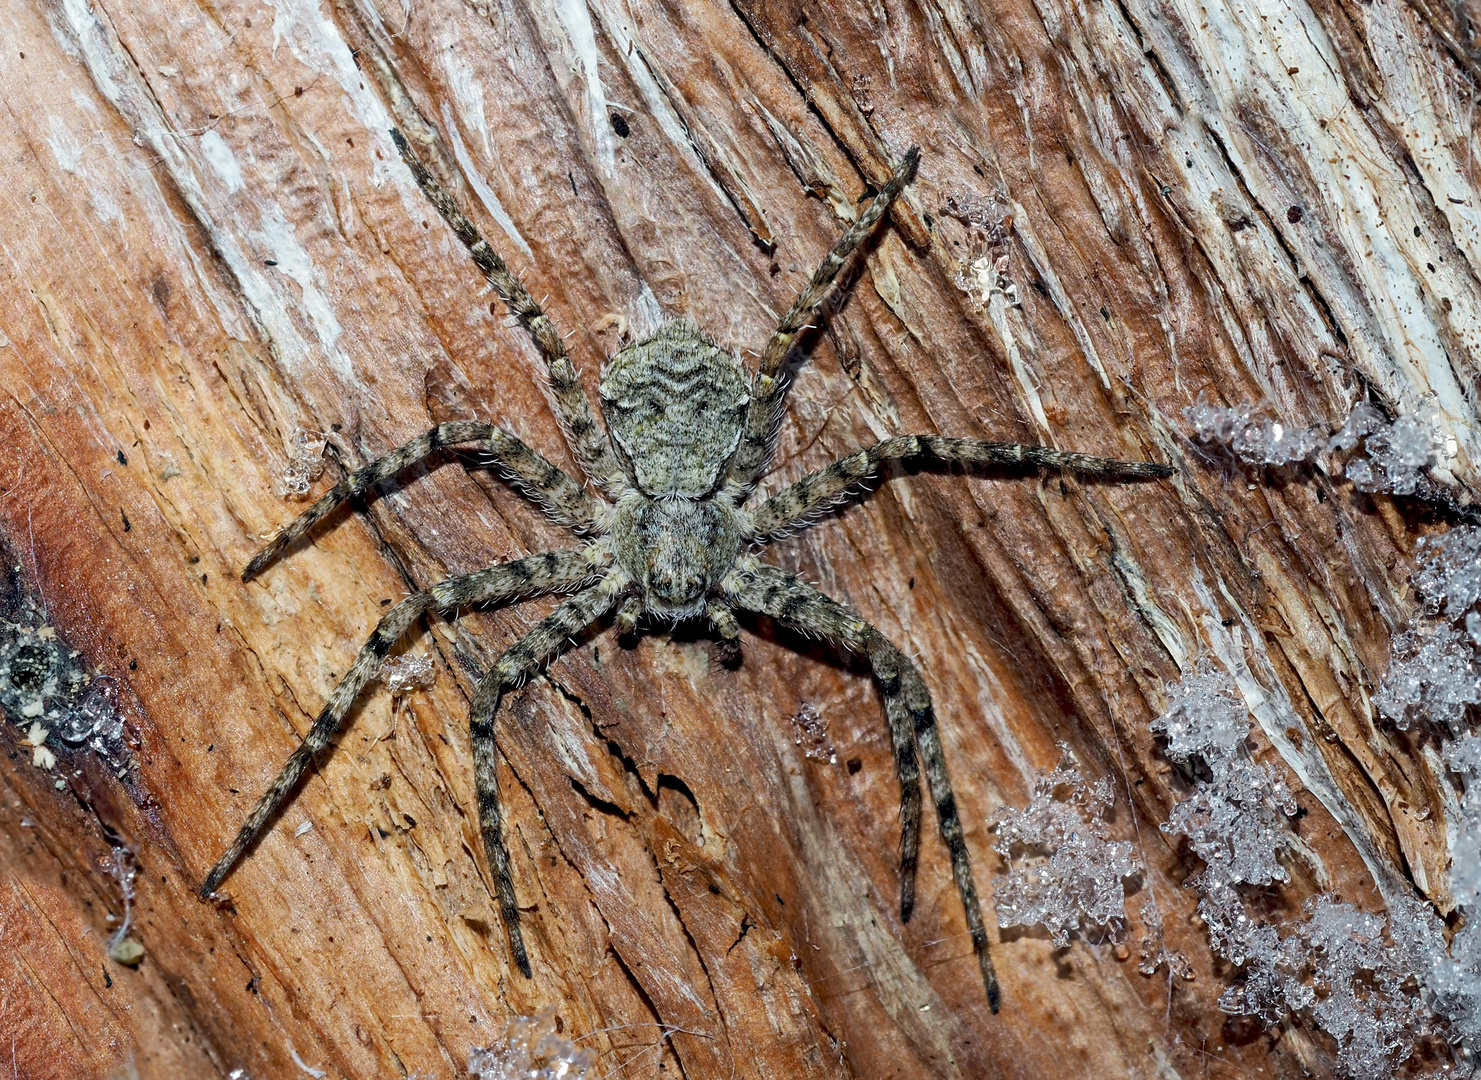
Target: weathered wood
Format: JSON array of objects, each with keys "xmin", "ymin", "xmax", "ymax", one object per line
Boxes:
[{"xmin": 1, "ymin": 0, "xmax": 1478, "ymax": 1076}]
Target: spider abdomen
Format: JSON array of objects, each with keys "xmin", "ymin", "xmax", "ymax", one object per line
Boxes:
[
  {"xmin": 612, "ymin": 492, "xmax": 742, "ymax": 618},
  {"xmin": 599, "ymin": 320, "xmax": 750, "ymax": 497}
]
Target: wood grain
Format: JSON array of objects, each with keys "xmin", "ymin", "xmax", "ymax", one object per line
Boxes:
[{"xmin": 1, "ymin": 0, "xmax": 1477, "ymax": 1076}]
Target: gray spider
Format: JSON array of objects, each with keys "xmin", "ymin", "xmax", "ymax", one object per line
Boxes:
[{"xmin": 200, "ymin": 129, "xmax": 1171, "ymax": 1011}]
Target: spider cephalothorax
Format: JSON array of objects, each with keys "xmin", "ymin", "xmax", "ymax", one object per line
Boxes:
[
  {"xmin": 201, "ymin": 128, "xmax": 1171, "ymax": 1012},
  {"xmin": 601, "ymin": 320, "xmax": 750, "ymax": 618}
]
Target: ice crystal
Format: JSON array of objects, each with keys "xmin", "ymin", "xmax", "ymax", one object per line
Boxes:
[
  {"xmin": 1183, "ymin": 398, "xmax": 1323, "ymax": 466},
  {"xmin": 1136, "ymin": 897, "xmax": 1193, "ymax": 979},
  {"xmin": 1200, "ymin": 884, "xmax": 1436, "ymax": 1076},
  {"xmin": 1445, "ymin": 736, "xmax": 1481, "ymax": 910},
  {"xmin": 382, "ymin": 653, "xmax": 436, "ymax": 696},
  {"xmin": 942, "ymin": 190, "xmax": 1013, "ymax": 237},
  {"xmin": 468, "ymin": 1007, "xmax": 595, "ymax": 1080},
  {"xmin": 1153, "ymin": 663, "xmax": 1297, "ymax": 888},
  {"xmin": 789, "ymin": 703, "xmax": 836, "ymax": 764},
  {"xmin": 945, "ymin": 192, "xmax": 1019, "ymax": 307},
  {"xmin": 1150, "ymin": 661, "xmax": 1248, "ymax": 768},
  {"xmin": 1366, "ymin": 529, "xmax": 1481, "ymax": 1060},
  {"xmin": 1373, "ymin": 626, "xmax": 1481, "ymax": 732},
  {"xmin": 104, "ymin": 845, "xmax": 143, "ymax": 966},
  {"xmin": 1345, "ymin": 400, "xmax": 1446, "ymax": 495},
  {"xmin": 1328, "ymin": 402, "xmax": 1387, "ymax": 453},
  {"xmin": 280, "ymin": 428, "xmax": 327, "ymax": 498},
  {"xmin": 1163, "ymin": 757, "xmax": 1299, "ymax": 888},
  {"xmin": 1199, "ymin": 882, "xmax": 1314, "ymax": 1023},
  {"xmin": 1184, "ymin": 396, "xmax": 1447, "ymax": 492},
  {"xmin": 1152, "ymin": 541, "xmax": 1481, "ymax": 1073},
  {"xmin": 1300, "ymin": 896, "xmax": 1433, "ymax": 1076},
  {"xmin": 988, "ymin": 747, "xmax": 1140, "ymax": 947},
  {"xmin": 1428, "ymin": 919, "xmax": 1481, "ymax": 1047},
  {"xmin": 1415, "ymin": 527, "xmax": 1481, "ymax": 618},
  {"xmin": 1447, "ymin": 734, "xmax": 1481, "ymax": 784}
]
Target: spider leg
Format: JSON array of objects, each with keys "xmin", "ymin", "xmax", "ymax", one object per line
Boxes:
[
  {"xmin": 391, "ymin": 129, "xmax": 627, "ymax": 497},
  {"xmin": 748, "ymin": 435, "xmax": 1173, "ymax": 542},
  {"xmin": 243, "ymin": 421, "xmax": 599, "ymax": 581},
  {"xmin": 707, "ymin": 602, "xmax": 741, "ymax": 642},
  {"xmin": 466, "ymin": 576, "xmax": 624, "ymax": 976},
  {"xmin": 725, "ymin": 567, "xmax": 918, "ymax": 927},
  {"xmin": 613, "ymin": 595, "xmax": 641, "ymax": 636},
  {"xmin": 723, "ymin": 147, "xmax": 920, "ymax": 503},
  {"xmin": 200, "ymin": 548, "xmax": 604, "ymax": 897},
  {"xmin": 707, "ymin": 601, "xmax": 743, "ymax": 666},
  {"xmin": 726, "ymin": 564, "xmax": 1001, "ymax": 1011}
]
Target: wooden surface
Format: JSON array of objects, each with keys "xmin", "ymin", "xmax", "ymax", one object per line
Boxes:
[{"xmin": 1, "ymin": 0, "xmax": 1478, "ymax": 1076}]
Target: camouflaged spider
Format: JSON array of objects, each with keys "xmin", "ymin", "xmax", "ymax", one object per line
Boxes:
[{"xmin": 200, "ymin": 129, "xmax": 1171, "ymax": 1010}]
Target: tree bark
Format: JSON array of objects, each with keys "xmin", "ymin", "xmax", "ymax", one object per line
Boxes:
[{"xmin": 1, "ymin": 0, "xmax": 1478, "ymax": 1076}]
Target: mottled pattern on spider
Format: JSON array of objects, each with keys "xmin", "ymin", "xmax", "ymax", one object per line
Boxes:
[{"xmin": 200, "ymin": 128, "xmax": 1171, "ymax": 1011}]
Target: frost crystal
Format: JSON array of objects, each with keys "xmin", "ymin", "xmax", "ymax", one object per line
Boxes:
[
  {"xmin": 468, "ymin": 1007, "xmax": 596, "ymax": 1080},
  {"xmin": 1446, "ymin": 736, "xmax": 1481, "ymax": 910},
  {"xmin": 280, "ymin": 428, "xmax": 327, "ymax": 498},
  {"xmin": 1300, "ymin": 896, "xmax": 1434, "ymax": 1075},
  {"xmin": 1199, "ymin": 883, "xmax": 1313, "ymax": 1024},
  {"xmin": 1368, "ymin": 529, "xmax": 1481, "ymax": 1059},
  {"xmin": 1428, "ymin": 918, "xmax": 1481, "ymax": 1047},
  {"xmin": 1153, "ymin": 663, "xmax": 1297, "ymax": 888},
  {"xmin": 1415, "ymin": 527, "xmax": 1481, "ymax": 617},
  {"xmin": 1446, "ymin": 734, "xmax": 1481, "ymax": 784},
  {"xmin": 945, "ymin": 191, "xmax": 1019, "ymax": 308},
  {"xmin": 1200, "ymin": 884, "xmax": 1438, "ymax": 1077},
  {"xmin": 1183, "ymin": 396, "xmax": 1448, "ymax": 492},
  {"xmin": 988, "ymin": 747, "xmax": 1139, "ymax": 947},
  {"xmin": 1327, "ymin": 402, "xmax": 1387, "ymax": 453},
  {"xmin": 382, "ymin": 653, "xmax": 436, "ymax": 696},
  {"xmin": 789, "ymin": 703, "xmax": 836, "ymax": 764},
  {"xmin": 1150, "ymin": 661, "xmax": 1248, "ymax": 768},
  {"xmin": 1136, "ymin": 897, "xmax": 1192, "ymax": 979},
  {"xmin": 104, "ymin": 845, "xmax": 144, "ymax": 966},
  {"xmin": 1345, "ymin": 399, "xmax": 1446, "ymax": 495},
  {"xmin": 1163, "ymin": 758, "xmax": 1299, "ymax": 888},
  {"xmin": 1183, "ymin": 399, "xmax": 1324, "ymax": 466},
  {"xmin": 1373, "ymin": 626, "xmax": 1481, "ymax": 732},
  {"xmin": 1375, "ymin": 528, "xmax": 1481, "ymax": 733}
]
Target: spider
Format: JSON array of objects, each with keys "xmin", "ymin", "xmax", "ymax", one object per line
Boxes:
[{"xmin": 200, "ymin": 128, "xmax": 1171, "ymax": 1011}]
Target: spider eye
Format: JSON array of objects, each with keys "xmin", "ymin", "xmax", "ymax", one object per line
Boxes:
[{"xmin": 647, "ymin": 565, "xmax": 706, "ymax": 606}]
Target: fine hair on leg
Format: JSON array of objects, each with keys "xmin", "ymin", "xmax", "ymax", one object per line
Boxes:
[
  {"xmin": 747, "ymin": 434, "xmax": 1174, "ymax": 542},
  {"xmin": 390, "ymin": 128, "xmax": 627, "ymax": 496},
  {"xmin": 723, "ymin": 147, "xmax": 921, "ymax": 503},
  {"xmin": 200, "ymin": 549, "xmax": 603, "ymax": 898},
  {"xmin": 465, "ymin": 579, "xmax": 622, "ymax": 975},
  {"xmin": 243, "ymin": 421, "xmax": 599, "ymax": 581},
  {"xmin": 726, "ymin": 563, "xmax": 1002, "ymax": 1010}
]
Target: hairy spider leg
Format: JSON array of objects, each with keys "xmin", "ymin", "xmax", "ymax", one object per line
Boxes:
[
  {"xmin": 724, "ymin": 147, "xmax": 921, "ymax": 504},
  {"xmin": 748, "ymin": 435, "xmax": 1174, "ymax": 541},
  {"xmin": 201, "ymin": 549, "xmax": 604, "ymax": 898},
  {"xmin": 706, "ymin": 603, "xmax": 742, "ymax": 642},
  {"xmin": 612, "ymin": 595, "xmax": 642, "ymax": 635},
  {"xmin": 467, "ymin": 577, "xmax": 624, "ymax": 975},
  {"xmin": 391, "ymin": 128, "xmax": 628, "ymax": 497},
  {"xmin": 724, "ymin": 565, "xmax": 1007, "ymax": 1010},
  {"xmin": 242, "ymin": 421, "xmax": 599, "ymax": 582},
  {"xmin": 706, "ymin": 602, "xmax": 744, "ymax": 666}
]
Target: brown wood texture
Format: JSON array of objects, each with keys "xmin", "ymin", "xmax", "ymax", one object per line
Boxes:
[{"xmin": 1, "ymin": 0, "xmax": 1479, "ymax": 1076}]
